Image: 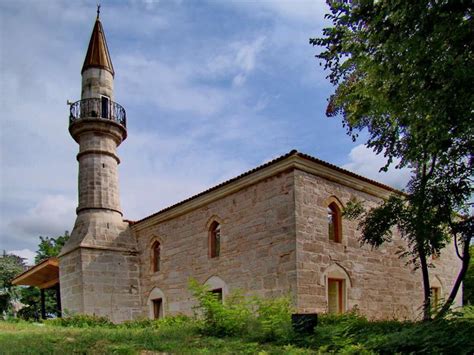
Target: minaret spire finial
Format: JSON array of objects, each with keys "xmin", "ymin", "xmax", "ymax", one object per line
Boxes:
[{"xmin": 97, "ymin": 4, "xmax": 101, "ymax": 19}]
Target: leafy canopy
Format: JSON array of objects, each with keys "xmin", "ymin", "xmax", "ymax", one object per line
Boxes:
[
  {"xmin": 312, "ymin": 0, "xmax": 473, "ymax": 320},
  {"xmin": 35, "ymin": 231, "xmax": 70, "ymax": 264},
  {"xmin": 311, "ymin": 0, "xmax": 473, "ymax": 171}
]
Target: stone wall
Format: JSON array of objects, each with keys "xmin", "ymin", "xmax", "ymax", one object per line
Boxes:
[
  {"xmin": 76, "ymin": 131, "xmax": 122, "ymax": 214},
  {"xmin": 82, "ymin": 68, "xmax": 114, "ymax": 100},
  {"xmin": 134, "ymin": 170, "xmax": 297, "ymax": 317},
  {"xmin": 59, "ymin": 249, "xmax": 84, "ymax": 315},
  {"xmin": 60, "ymin": 246, "xmax": 142, "ymax": 323},
  {"xmin": 294, "ymin": 169, "xmax": 462, "ymax": 320}
]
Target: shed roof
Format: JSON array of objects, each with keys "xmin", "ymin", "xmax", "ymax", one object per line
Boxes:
[{"xmin": 12, "ymin": 257, "xmax": 59, "ymax": 289}]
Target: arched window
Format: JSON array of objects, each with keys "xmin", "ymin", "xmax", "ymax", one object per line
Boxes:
[
  {"xmin": 209, "ymin": 221, "xmax": 221, "ymax": 258},
  {"xmin": 152, "ymin": 241, "xmax": 161, "ymax": 272},
  {"xmin": 327, "ymin": 202, "xmax": 342, "ymax": 243},
  {"xmin": 204, "ymin": 275, "xmax": 228, "ymax": 303}
]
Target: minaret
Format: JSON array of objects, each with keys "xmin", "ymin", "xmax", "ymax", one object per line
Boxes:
[{"xmin": 59, "ymin": 10, "xmax": 141, "ymax": 322}]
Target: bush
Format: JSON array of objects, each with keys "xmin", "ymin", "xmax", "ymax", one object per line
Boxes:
[
  {"xmin": 310, "ymin": 310, "xmax": 474, "ymax": 354},
  {"xmin": 188, "ymin": 279, "xmax": 294, "ymax": 342},
  {"xmin": 120, "ymin": 314, "xmax": 192, "ymax": 329},
  {"xmin": 189, "ymin": 279, "xmax": 253, "ymax": 337},
  {"xmin": 46, "ymin": 314, "xmax": 113, "ymax": 328},
  {"xmin": 251, "ymin": 297, "xmax": 293, "ymax": 342}
]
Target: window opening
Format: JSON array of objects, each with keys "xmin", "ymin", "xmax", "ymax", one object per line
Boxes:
[
  {"xmin": 209, "ymin": 222, "xmax": 221, "ymax": 258},
  {"xmin": 152, "ymin": 298, "xmax": 163, "ymax": 319},
  {"xmin": 328, "ymin": 278, "xmax": 344, "ymax": 314},
  {"xmin": 327, "ymin": 202, "xmax": 342, "ymax": 243},
  {"xmin": 152, "ymin": 241, "xmax": 161, "ymax": 272},
  {"xmin": 210, "ymin": 288, "xmax": 223, "ymax": 302},
  {"xmin": 101, "ymin": 95, "xmax": 109, "ymax": 119}
]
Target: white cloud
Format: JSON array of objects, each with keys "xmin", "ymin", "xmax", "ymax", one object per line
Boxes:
[
  {"xmin": 207, "ymin": 36, "xmax": 266, "ymax": 87},
  {"xmin": 223, "ymin": 0, "xmax": 327, "ymax": 24},
  {"xmin": 8, "ymin": 249, "xmax": 36, "ymax": 266},
  {"xmin": 117, "ymin": 54, "xmax": 227, "ymax": 116},
  {"xmin": 8, "ymin": 195, "xmax": 75, "ymax": 239},
  {"xmin": 342, "ymin": 145, "xmax": 411, "ymax": 189}
]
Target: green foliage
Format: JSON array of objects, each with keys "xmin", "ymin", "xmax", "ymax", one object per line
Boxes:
[
  {"xmin": 307, "ymin": 310, "xmax": 474, "ymax": 354},
  {"xmin": 120, "ymin": 314, "xmax": 192, "ymax": 329},
  {"xmin": 2, "ymin": 309, "xmax": 473, "ymax": 353},
  {"xmin": 46, "ymin": 314, "xmax": 113, "ymax": 328},
  {"xmin": 35, "ymin": 231, "xmax": 70, "ymax": 263},
  {"xmin": 188, "ymin": 279, "xmax": 294, "ymax": 342},
  {"xmin": 16, "ymin": 287, "xmax": 58, "ymax": 321},
  {"xmin": 311, "ymin": 0, "xmax": 473, "ymax": 320},
  {"xmin": 252, "ymin": 297, "xmax": 293, "ymax": 342},
  {"xmin": 0, "ymin": 252, "xmax": 27, "ymax": 315},
  {"xmin": 189, "ymin": 279, "xmax": 253, "ymax": 337},
  {"xmin": 311, "ymin": 0, "xmax": 473, "ymax": 169},
  {"xmin": 0, "ymin": 252, "xmax": 26, "ymax": 290}
]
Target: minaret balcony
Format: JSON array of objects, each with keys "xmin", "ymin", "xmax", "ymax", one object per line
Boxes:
[{"xmin": 69, "ymin": 98, "xmax": 126, "ymax": 128}]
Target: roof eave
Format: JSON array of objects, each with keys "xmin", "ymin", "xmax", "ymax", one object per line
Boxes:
[{"xmin": 131, "ymin": 151, "xmax": 400, "ymax": 233}]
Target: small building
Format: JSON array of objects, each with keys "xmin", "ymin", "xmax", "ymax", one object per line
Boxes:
[{"xmin": 54, "ymin": 13, "xmax": 461, "ymax": 323}]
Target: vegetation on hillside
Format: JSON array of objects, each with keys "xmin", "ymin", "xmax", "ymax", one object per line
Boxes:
[
  {"xmin": 2, "ymin": 279, "xmax": 474, "ymax": 353},
  {"xmin": 1, "ymin": 305, "xmax": 473, "ymax": 354}
]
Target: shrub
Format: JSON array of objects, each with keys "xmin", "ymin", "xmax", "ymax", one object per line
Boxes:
[
  {"xmin": 311, "ymin": 311, "xmax": 474, "ymax": 354},
  {"xmin": 120, "ymin": 314, "xmax": 192, "ymax": 329},
  {"xmin": 46, "ymin": 314, "xmax": 113, "ymax": 328},
  {"xmin": 189, "ymin": 279, "xmax": 253, "ymax": 337},
  {"xmin": 188, "ymin": 279, "xmax": 293, "ymax": 342},
  {"xmin": 251, "ymin": 297, "xmax": 293, "ymax": 342}
]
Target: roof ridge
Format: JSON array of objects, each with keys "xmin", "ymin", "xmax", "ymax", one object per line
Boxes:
[{"xmin": 132, "ymin": 150, "xmax": 398, "ymax": 225}]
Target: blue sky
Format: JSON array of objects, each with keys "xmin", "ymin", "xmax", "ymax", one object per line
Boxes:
[{"xmin": 0, "ymin": 0, "xmax": 409, "ymax": 264}]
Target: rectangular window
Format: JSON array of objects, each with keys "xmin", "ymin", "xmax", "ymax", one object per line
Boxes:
[
  {"xmin": 101, "ymin": 96, "xmax": 109, "ymax": 119},
  {"xmin": 328, "ymin": 278, "xmax": 344, "ymax": 314},
  {"xmin": 210, "ymin": 288, "xmax": 223, "ymax": 302},
  {"xmin": 152, "ymin": 298, "xmax": 163, "ymax": 319}
]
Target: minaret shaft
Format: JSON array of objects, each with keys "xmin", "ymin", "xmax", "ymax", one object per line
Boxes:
[{"xmin": 59, "ymin": 14, "xmax": 140, "ymax": 323}]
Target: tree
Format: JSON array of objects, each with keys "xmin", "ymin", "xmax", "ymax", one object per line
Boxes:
[
  {"xmin": 311, "ymin": 0, "xmax": 473, "ymax": 320},
  {"xmin": 35, "ymin": 231, "xmax": 70, "ymax": 263},
  {"xmin": 0, "ymin": 252, "xmax": 27, "ymax": 315},
  {"xmin": 463, "ymin": 245, "xmax": 474, "ymax": 305}
]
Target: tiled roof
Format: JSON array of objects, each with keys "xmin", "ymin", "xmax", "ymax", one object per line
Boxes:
[{"xmin": 133, "ymin": 150, "xmax": 397, "ymax": 226}]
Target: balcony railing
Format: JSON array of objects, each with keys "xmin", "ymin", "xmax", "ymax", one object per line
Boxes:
[{"xmin": 69, "ymin": 98, "xmax": 126, "ymax": 128}]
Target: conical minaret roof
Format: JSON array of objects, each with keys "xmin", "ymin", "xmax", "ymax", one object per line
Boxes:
[{"xmin": 81, "ymin": 14, "xmax": 114, "ymax": 76}]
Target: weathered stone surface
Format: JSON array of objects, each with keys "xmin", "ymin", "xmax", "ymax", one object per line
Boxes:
[
  {"xmin": 60, "ymin": 18, "xmax": 461, "ymax": 322},
  {"xmin": 293, "ymin": 169, "xmax": 461, "ymax": 319},
  {"xmin": 134, "ymin": 171, "xmax": 297, "ymax": 317}
]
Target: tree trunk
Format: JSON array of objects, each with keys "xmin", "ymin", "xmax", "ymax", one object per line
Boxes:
[
  {"xmin": 436, "ymin": 237, "xmax": 471, "ymax": 319},
  {"xmin": 419, "ymin": 249, "xmax": 432, "ymax": 321}
]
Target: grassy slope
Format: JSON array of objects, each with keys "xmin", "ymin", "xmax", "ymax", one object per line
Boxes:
[
  {"xmin": 0, "ymin": 322, "xmax": 311, "ymax": 355},
  {"xmin": 2, "ymin": 310, "xmax": 473, "ymax": 354}
]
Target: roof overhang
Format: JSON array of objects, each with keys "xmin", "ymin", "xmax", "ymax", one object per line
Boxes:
[
  {"xmin": 131, "ymin": 151, "xmax": 400, "ymax": 232},
  {"xmin": 12, "ymin": 257, "xmax": 59, "ymax": 289}
]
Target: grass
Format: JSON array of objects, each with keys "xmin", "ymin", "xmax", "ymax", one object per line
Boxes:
[
  {"xmin": 2, "ymin": 303, "xmax": 474, "ymax": 354},
  {"xmin": 0, "ymin": 321, "xmax": 311, "ymax": 354}
]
